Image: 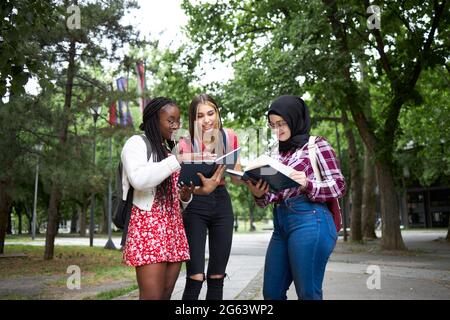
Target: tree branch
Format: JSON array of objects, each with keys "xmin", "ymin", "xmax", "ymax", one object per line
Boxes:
[
  {"xmin": 409, "ymin": 0, "xmax": 447, "ymax": 88},
  {"xmin": 382, "ymin": 0, "xmax": 447, "ymax": 143},
  {"xmin": 364, "ymin": 0, "xmax": 395, "ymax": 84},
  {"xmin": 393, "ymin": 5, "xmax": 414, "ymax": 35},
  {"xmin": 74, "ymin": 74, "xmax": 108, "ymax": 92},
  {"xmin": 323, "ymin": 0, "xmax": 379, "ymax": 154},
  {"xmin": 235, "ymin": 5, "xmax": 278, "ymax": 25},
  {"xmin": 311, "ymin": 116, "xmax": 342, "ymax": 123},
  {"xmin": 234, "ymin": 26, "xmax": 275, "ymax": 38}
]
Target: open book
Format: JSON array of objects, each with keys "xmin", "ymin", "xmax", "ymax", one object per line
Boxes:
[
  {"xmin": 226, "ymin": 154, "xmax": 299, "ymax": 192},
  {"xmin": 179, "ymin": 147, "xmax": 241, "ymax": 186}
]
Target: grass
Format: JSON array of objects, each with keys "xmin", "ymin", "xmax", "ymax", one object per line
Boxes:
[
  {"xmin": 335, "ymin": 240, "xmax": 379, "ymax": 253},
  {"xmin": 0, "ymin": 294, "xmax": 30, "ymax": 300},
  {"xmin": 1, "ymin": 244, "xmax": 135, "ymax": 300},
  {"xmin": 85, "ymin": 284, "xmax": 139, "ymax": 300},
  {"xmin": 1, "ymin": 244, "xmax": 189, "ymax": 300},
  {"xmin": 233, "ymin": 220, "xmax": 273, "ymax": 233},
  {"xmin": 5, "ymin": 232, "xmax": 124, "ymax": 241},
  {"xmin": 0, "ymin": 245, "xmax": 133, "ymax": 281},
  {"xmin": 334, "ymin": 238, "xmax": 435, "ymax": 257}
]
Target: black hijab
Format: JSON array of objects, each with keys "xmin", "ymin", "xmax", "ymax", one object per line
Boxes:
[{"xmin": 267, "ymin": 95, "xmax": 311, "ymax": 153}]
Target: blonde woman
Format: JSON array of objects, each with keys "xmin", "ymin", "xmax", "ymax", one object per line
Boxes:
[{"xmin": 177, "ymin": 94, "xmax": 241, "ymax": 300}]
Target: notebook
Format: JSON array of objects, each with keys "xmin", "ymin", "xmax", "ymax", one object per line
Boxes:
[
  {"xmin": 178, "ymin": 147, "xmax": 241, "ymax": 186},
  {"xmin": 226, "ymin": 154, "xmax": 299, "ymax": 192}
]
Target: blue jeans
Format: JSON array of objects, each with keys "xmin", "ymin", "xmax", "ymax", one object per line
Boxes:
[{"xmin": 263, "ymin": 194, "xmax": 337, "ymax": 300}]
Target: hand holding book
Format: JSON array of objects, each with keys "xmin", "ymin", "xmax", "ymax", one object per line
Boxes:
[
  {"xmin": 179, "ymin": 182, "xmax": 195, "ymax": 202},
  {"xmin": 289, "ymin": 170, "xmax": 307, "ymax": 190},
  {"xmin": 226, "ymin": 154, "xmax": 301, "ymax": 192},
  {"xmin": 194, "ymin": 165, "xmax": 226, "ymax": 195},
  {"xmin": 178, "ymin": 147, "xmax": 241, "ymax": 186},
  {"xmin": 245, "ymin": 179, "xmax": 270, "ymax": 198},
  {"xmin": 177, "ymin": 165, "xmax": 226, "ymax": 196}
]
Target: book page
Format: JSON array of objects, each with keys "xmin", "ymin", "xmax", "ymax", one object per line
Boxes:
[
  {"xmin": 246, "ymin": 154, "xmax": 294, "ymax": 178},
  {"xmin": 245, "ymin": 155, "xmax": 272, "ymax": 171},
  {"xmin": 215, "ymin": 147, "xmax": 241, "ymax": 161},
  {"xmin": 226, "ymin": 169, "xmax": 244, "ymax": 177}
]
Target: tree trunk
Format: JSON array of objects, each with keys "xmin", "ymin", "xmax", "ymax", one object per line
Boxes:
[
  {"xmin": 0, "ymin": 177, "xmax": 13, "ymax": 254},
  {"xmin": 44, "ymin": 186, "xmax": 62, "ymax": 260},
  {"xmin": 446, "ymin": 217, "xmax": 450, "ymax": 242},
  {"xmin": 375, "ymin": 162, "xmax": 406, "ymax": 250},
  {"xmin": 342, "ymin": 112, "xmax": 363, "ymax": 242},
  {"xmin": 23, "ymin": 204, "xmax": 32, "ymax": 235},
  {"xmin": 100, "ymin": 195, "xmax": 108, "ymax": 234},
  {"xmin": 70, "ymin": 207, "xmax": 78, "ymax": 233},
  {"xmin": 17, "ymin": 206, "xmax": 22, "ymax": 235},
  {"xmin": 249, "ymin": 200, "xmax": 256, "ymax": 232},
  {"xmin": 358, "ymin": 58, "xmax": 377, "ymax": 240},
  {"xmin": 44, "ymin": 38, "xmax": 76, "ymax": 260},
  {"xmin": 362, "ymin": 146, "xmax": 377, "ymax": 239},
  {"xmin": 7, "ymin": 210, "xmax": 12, "ymax": 234},
  {"xmin": 26, "ymin": 206, "xmax": 32, "ymax": 235},
  {"xmin": 323, "ymin": 0, "xmax": 446, "ymax": 250},
  {"xmin": 79, "ymin": 202, "xmax": 87, "ymax": 236}
]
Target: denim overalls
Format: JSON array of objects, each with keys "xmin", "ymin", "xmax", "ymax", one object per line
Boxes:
[{"xmin": 263, "ymin": 194, "xmax": 337, "ymax": 300}]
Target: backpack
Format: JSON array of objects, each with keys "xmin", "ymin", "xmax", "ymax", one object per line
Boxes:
[
  {"xmin": 307, "ymin": 136, "xmax": 343, "ymax": 232},
  {"xmin": 113, "ymin": 134, "xmax": 152, "ymax": 246}
]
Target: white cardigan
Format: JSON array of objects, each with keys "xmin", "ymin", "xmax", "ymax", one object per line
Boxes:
[{"xmin": 121, "ymin": 135, "xmax": 192, "ymax": 211}]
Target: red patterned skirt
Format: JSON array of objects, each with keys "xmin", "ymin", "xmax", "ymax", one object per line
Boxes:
[{"xmin": 123, "ymin": 172, "xmax": 190, "ymax": 267}]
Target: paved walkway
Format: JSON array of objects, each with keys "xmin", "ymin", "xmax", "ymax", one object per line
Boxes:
[
  {"xmin": 116, "ymin": 230, "xmax": 450, "ymax": 300},
  {"xmin": 4, "ymin": 230, "xmax": 450, "ymax": 300}
]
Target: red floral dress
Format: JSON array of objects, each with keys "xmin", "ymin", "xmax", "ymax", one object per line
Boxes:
[{"xmin": 123, "ymin": 171, "xmax": 190, "ymax": 267}]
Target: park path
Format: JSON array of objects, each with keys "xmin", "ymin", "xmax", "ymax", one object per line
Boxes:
[
  {"xmin": 117, "ymin": 230, "xmax": 450, "ymax": 300},
  {"xmin": 2, "ymin": 230, "xmax": 450, "ymax": 300}
]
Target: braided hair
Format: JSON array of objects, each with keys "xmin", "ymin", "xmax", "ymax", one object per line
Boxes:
[{"xmin": 139, "ymin": 97, "xmax": 178, "ymax": 211}]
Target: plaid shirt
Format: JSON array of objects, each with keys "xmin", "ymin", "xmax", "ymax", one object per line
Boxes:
[{"xmin": 255, "ymin": 136, "xmax": 346, "ymax": 208}]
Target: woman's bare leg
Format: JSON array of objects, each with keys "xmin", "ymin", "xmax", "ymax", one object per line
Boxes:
[
  {"xmin": 135, "ymin": 263, "xmax": 167, "ymax": 300},
  {"xmin": 163, "ymin": 262, "xmax": 182, "ymax": 299}
]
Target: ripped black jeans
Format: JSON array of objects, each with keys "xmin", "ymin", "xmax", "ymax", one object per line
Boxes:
[{"xmin": 182, "ymin": 185, "xmax": 234, "ymax": 278}]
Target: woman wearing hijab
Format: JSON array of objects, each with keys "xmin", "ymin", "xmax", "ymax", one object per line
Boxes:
[{"xmin": 244, "ymin": 95, "xmax": 346, "ymax": 300}]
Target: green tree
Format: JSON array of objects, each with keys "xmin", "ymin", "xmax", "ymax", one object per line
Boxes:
[
  {"xmin": 0, "ymin": 0, "xmax": 61, "ymax": 254},
  {"xmin": 181, "ymin": 0, "xmax": 449, "ymax": 250},
  {"xmin": 0, "ymin": 0, "xmax": 141, "ymax": 258}
]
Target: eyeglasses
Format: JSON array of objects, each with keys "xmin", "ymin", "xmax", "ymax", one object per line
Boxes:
[
  {"xmin": 268, "ymin": 120, "xmax": 288, "ymax": 129},
  {"xmin": 167, "ymin": 119, "xmax": 182, "ymax": 129}
]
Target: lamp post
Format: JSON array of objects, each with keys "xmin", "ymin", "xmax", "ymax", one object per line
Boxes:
[
  {"xmin": 89, "ymin": 106, "xmax": 102, "ymax": 247},
  {"xmin": 32, "ymin": 144, "xmax": 43, "ymax": 240},
  {"xmin": 104, "ymin": 134, "xmax": 116, "ymax": 250},
  {"xmin": 334, "ymin": 121, "xmax": 347, "ymax": 241}
]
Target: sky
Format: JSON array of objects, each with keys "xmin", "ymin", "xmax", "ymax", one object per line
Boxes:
[
  {"xmin": 122, "ymin": 0, "xmax": 234, "ymax": 86},
  {"xmin": 23, "ymin": 0, "xmax": 233, "ymax": 97},
  {"xmin": 123, "ymin": 1, "xmax": 309, "ymax": 98},
  {"xmin": 123, "ymin": 0, "xmax": 189, "ymax": 49}
]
